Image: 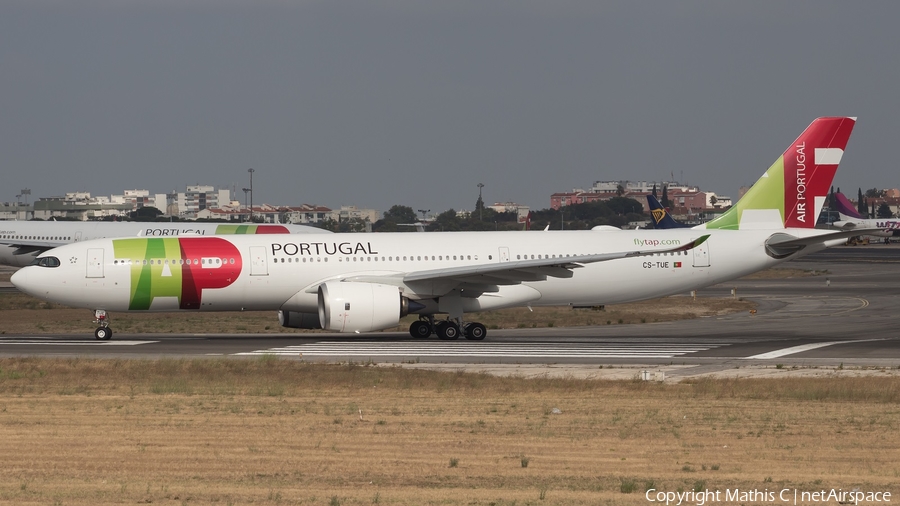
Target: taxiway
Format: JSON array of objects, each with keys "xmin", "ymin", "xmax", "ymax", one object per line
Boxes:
[{"xmin": 1, "ymin": 247, "xmax": 899, "ymax": 379}]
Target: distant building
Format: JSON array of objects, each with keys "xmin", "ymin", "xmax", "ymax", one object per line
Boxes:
[
  {"xmin": 590, "ymin": 180, "xmax": 700, "ymax": 194},
  {"xmin": 0, "ymin": 201, "xmax": 28, "ymax": 220},
  {"xmin": 488, "ymin": 202, "xmax": 531, "ymax": 224},
  {"xmin": 327, "ymin": 205, "xmax": 379, "ymax": 224},
  {"xmin": 247, "ymin": 204, "xmax": 280, "ymax": 224},
  {"xmin": 31, "ymin": 193, "xmax": 133, "ymax": 220},
  {"xmin": 168, "ymin": 185, "xmax": 231, "ymax": 217},
  {"xmin": 846, "ymin": 195, "xmax": 900, "ymax": 218},
  {"xmin": 282, "ymin": 204, "xmax": 332, "ymax": 225},
  {"xmin": 550, "ymin": 189, "xmax": 729, "ymax": 213},
  {"xmin": 109, "ymin": 189, "xmax": 168, "ymax": 212},
  {"xmin": 196, "ymin": 207, "xmax": 249, "ymax": 222},
  {"xmin": 550, "ymin": 191, "xmax": 602, "ymax": 210}
]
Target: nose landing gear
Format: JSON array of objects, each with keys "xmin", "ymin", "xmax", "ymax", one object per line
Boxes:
[{"xmin": 93, "ymin": 310, "xmax": 112, "ymax": 340}]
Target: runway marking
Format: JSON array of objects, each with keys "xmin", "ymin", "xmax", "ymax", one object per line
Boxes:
[
  {"xmin": 833, "ymin": 297, "xmax": 869, "ymax": 315},
  {"xmin": 744, "ymin": 338, "xmax": 884, "ymax": 359},
  {"xmin": 0, "ymin": 339, "xmax": 158, "ymax": 346},
  {"xmin": 752, "ymin": 296, "xmax": 870, "ymax": 318},
  {"xmin": 235, "ymin": 341, "xmax": 734, "ymax": 359}
]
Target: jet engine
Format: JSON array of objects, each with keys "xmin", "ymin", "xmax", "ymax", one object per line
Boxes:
[{"xmin": 317, "ymin": 281, "xmax": 410, "ymax": 333}]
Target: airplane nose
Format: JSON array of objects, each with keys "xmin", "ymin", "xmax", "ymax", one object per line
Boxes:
[{"xmin": 10, "ymin": 268, "xmax": 33, "ymax": 295}]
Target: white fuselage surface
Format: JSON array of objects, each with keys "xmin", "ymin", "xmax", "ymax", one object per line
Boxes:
[{"xmin": 11, "ymin": 228, "xmax": 826, "ymax": 315}]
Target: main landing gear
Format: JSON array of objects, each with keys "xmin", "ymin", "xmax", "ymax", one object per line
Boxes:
[
  {"xmin": 408, "ymin": 315, "xmax": 487, "ymax": 341},
  {"xmin": 93, "ymin": 310, "xmax": 113, "ymax": 341}
]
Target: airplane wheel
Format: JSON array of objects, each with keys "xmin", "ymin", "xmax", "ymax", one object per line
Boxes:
[
  {"xmin": 436, "ymin": 321, "xmax": 460, "ymax": 340},
  {"xmin": 464, "ymin": 322, "xmax": 487, "ymax": 341},
  {"xmin": 95, "ymin": 327, "xmax": 112, "ymax": 341},
  {"xmin": 409, "ymin": 321, "xmax": 432, "ymax": 339}
]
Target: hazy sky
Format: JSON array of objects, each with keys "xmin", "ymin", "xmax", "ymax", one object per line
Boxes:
[{"xmin": 2, "ymin": 1, "xmax": 897, "ymax": 215}]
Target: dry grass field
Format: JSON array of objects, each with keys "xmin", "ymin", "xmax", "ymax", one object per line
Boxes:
[
  {"xmin": 0, "ymin": 358, "xmax": 898, "ymax": 505},
  {"xmin": 6, "ymin": 265, "xmax": 890, "ymax": 505}
]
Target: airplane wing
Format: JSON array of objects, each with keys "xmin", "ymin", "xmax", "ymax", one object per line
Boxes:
[
  {"xmin": 0, "ymin": 238, "xmax": 61, "ymax": 252},
  {"xmin": 336, "ymin": 235, "xmax": 710, "ymax": 293}
]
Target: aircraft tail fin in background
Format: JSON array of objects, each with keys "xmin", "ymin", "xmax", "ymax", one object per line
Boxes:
[
  {"xmin": 647, "ymin": 194, "xmax": 690, "ymax": 229},
  {"xmin": 833, "ymin": 192, "xmax": 865, "ymax": 220},
  {"xmin": 701, "ymin": 117, "xmax": 856, "ymax": 231}
]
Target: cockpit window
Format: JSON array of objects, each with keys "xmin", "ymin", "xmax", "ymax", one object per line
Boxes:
[{"xmin": 30, "ymin": 256, "xmax": 61, "ymax": 268}]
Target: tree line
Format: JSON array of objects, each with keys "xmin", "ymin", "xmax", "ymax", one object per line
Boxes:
[{"xmin": 321, "ymin": 197, "xmax": 647, "ymax": 233}]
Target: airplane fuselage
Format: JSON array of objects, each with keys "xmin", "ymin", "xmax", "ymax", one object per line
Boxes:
[
  {"xmin": 0, "ymin": 221, "xmax": 327, "ymax": 267},
  {"xmin": 833, "ymin": 218, "xmax": 900, "ymax": 237},
  {"xmin": 12, "ymin": 228, "xmax": 826, "ymax": 315}
]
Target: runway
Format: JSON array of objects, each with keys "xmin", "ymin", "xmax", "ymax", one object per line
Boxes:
[{"xmin": 2, "ymin": 246, "xmax": 900, "ymax": 377}]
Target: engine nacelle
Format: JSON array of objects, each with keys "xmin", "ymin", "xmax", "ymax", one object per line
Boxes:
[
  {"xmin": 278, "ymin": 311, "xmax": 321, "ymax": 329},
  {"xmin": 317, "ymin": 281, "xmax": 408, "ymax": 333}
]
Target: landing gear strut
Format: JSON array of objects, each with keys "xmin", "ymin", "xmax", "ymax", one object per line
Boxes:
[{"xmin": 93, "ymin": 310, "xmax": 112, "ymax": 341}]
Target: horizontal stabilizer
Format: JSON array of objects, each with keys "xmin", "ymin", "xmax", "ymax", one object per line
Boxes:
[{"xmin": 765, "ymin": 229, "xmax": 884, "ymax": 258}]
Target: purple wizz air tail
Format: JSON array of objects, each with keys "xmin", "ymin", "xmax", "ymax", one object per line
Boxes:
[{"xmin": 833, "ymin": 192, "xmax": 865, "ymax": 220}]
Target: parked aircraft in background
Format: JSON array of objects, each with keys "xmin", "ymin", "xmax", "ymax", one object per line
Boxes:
[
  {"xmin": 833, "ymin": 191, "xmax": 867, "ymax": 221},
  {"xmin": 831, "ymin": 192, "xmax": 898, "ymax": 237},
  {"xmin": 13, "ymin": 117, "xmax": 870, "ymax": 341},
  {"xmin": 647, "ymin": 194, "xmax": 691, "ymax": 229},
  {"xmin": 0, "ymin": 222, "xmax": 328, "ymax": 267}
]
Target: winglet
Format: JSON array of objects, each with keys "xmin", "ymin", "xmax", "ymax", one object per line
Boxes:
[
  {"xmin": 703, "ymin": 117, "xmax": 856, "ymax": 230},
  {"xmin": 683, "ymin": 234, "xmax": 710, "ymax": 252}
]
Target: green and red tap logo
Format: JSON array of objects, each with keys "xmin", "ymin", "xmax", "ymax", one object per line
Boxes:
[{"xmin": 113, "ymin": 237, "xmax": 242, "ymax": 310}]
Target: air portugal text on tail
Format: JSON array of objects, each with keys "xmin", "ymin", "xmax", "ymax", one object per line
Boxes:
[
  {"xmin": 12, "ymin": 117, "xmax": 865, "ymax": 342},
  {"xmin": 702, "ymin": 117, "xmax": 856, "ymax": 231}
]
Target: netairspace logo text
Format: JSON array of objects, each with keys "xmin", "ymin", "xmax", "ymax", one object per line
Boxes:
[{"xmin": 645, "ymin": 488, "xmax": 892, "ymax": 505}]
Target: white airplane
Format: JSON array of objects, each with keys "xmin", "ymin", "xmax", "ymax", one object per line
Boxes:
[
  {"xmin": 830, "ymin": 191, "xmax": 898, "ymax": 237},
  {"xmin": 13, "ymin": 117, "xmax": 870, "ymax": 341},
  {"xmin": 0, "ymin": 221, "xmax": 329, "ymax": 267}
]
